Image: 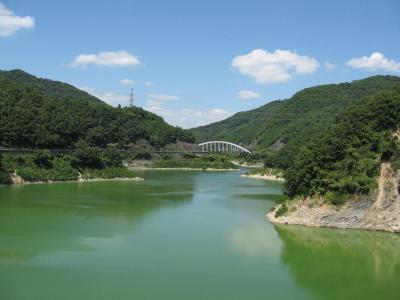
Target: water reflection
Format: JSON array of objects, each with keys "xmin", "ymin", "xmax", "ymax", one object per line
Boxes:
[
  {"xmin": 0, "ymin": 172, "xmax": 196, "ymax": 262},
  {"xmin": 276, "ymin": 224, "xmax": 400, "ymax": 300},
  {"xmin": 229, "ymin": 222, "xmax": 281, "ymax": 257}
]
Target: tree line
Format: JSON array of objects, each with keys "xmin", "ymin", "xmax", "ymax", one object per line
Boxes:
[
  {"xmin": 0, "ymin": 70, "xmax": 194, "ymax": 150},
  {"xmin": 284, "ymin": 87, "xmax": 400, "ymax": 201}
]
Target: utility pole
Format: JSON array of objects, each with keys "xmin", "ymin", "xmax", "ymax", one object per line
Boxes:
[{"xmin": 129, "ymin": 89, "xmax": 135, "ymax": 107}]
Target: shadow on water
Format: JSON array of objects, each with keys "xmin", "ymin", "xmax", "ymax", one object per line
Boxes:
[
  {"xmin": 0, "ymin": 171, "xmax": 196, "ymax": 262},
  {"xmin": 275, "ymin": 224, "xmax": 400, "ymax": 300}
]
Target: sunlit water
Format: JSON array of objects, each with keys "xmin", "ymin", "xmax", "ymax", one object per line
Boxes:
[{"xmin": 0, "ymin": 170, "xmax": 399, "ymax": 300}]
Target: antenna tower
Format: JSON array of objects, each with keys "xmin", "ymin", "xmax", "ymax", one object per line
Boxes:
[{"xmin": 129, "ymin": 89, "xmax": 135, "ymax": 107}]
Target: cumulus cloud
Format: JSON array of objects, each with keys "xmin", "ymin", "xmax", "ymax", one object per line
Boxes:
[
  {"xmin": 0, "ymin": 2, "xmax": 34, "ymax": 37},
  {"xmin": 147, "ymin": 94, "xmax": 179, "ymax": 101},
  {"xmin": 79, "ymin": 86, "xmax": 129, "ymax": 106},
  {"xmin": 146, "ymin": 93, "xmax": 179, "ymax": 107},
  {"xmin": 238, "ymin": 90, "xmax": 262, "ymax": 100},
  {"xmin": 120, "ymin": 78, "xmax": 135, "ymax": 85},
  {"xmin": 229, "ymin": 223, "xmax": 280, "ymax": 256},
  {"xmin": 143, "ymin": 94, "xmax": 231, "ymax": 128},
  {"xmin": 324, "ymin": 61, "xmax": 335, "ymax": 71},
  {"xmin": 232, "ymin": 49, "xmax": 319, "ymax": 84},
  {"xmin": 146, "ymin": 106, "xmax": 232, "ymax": 128},
  {"xmin": 69, "ymin": 50, "xmax": 140, "ymax": 68},
  {"xmin": 347, "ymin": 52, "xmax": 400, "ymax": 73},
  {"xmin": 145, "ymin": 81, "xmax": 155, "ymax": 87}
]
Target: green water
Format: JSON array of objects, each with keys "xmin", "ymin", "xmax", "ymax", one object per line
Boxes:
[{"xmin": 0, "ymin": 170, "xmax": 399, "ymax": 300}]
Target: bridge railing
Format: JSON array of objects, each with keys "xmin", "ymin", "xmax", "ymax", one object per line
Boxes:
[{"xmin": 198, "ymin": 141, "xmax": 251, "ymax": 154}]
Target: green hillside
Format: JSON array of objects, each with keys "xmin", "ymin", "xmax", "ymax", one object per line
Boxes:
[
  {"xmin": 285, "ymin": 86, "xmax": 400, "ymax": 199},
  {"xmin": 0, "ymin": 69, "xmax": 194, "ymax": 149},
  {"xmin": 0, "ymin": 69, "xmax": 102, "ymax": 102},
  {"xmin": 191, "ymin": 76, "xmax": 400, "ymax": 152}
]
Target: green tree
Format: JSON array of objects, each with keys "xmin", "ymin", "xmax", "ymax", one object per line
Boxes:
[
  {"xmin": 33, "ymin": 150, "xmax": 54, "ymax": 169},
  {"xmin": 101, "ymin": 146, "xmax": 123, "ymax": 167},
  {"xmin": 284, "ymin": 88, "xmax": 400, "ymax": 199},
  {"xmin": 72, "ymin": 140, "xmax": 103, "ymax": 169}
]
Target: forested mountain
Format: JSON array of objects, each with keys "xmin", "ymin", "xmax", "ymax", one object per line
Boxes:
[
  {"xmin": 285, "ymin": 87, "xmax": 400, "ymax": 199},
  {"xmin": 0, "ymin": 69, "xmax": 102, "ymax": 102},
  {"xmin": 0, "ymin": 70, "xmax": 194, "ymax": 149},
  {"xmin": 191, "ymin": 76, "xmax": 400, "ymax": 151}
]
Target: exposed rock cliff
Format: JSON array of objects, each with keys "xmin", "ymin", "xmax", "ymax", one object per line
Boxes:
[{"xmin": 268, "ymin": 163, "xmax": 400, "ymax": 232}]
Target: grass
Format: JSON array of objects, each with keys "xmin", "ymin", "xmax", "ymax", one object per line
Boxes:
[
  {"xmin": 153, "ymin": 157, "xmax": 238, "ymax": 170},
  {"xmin": 275, "ymin": 203, "xmax": 289, "ymax": 218},
  {"xmin": 16, "ymin": 166, "xmax": 79, "ymax": 182},
  {"xmin": 0, "ymin": 153, "xmax": 136, "ymax": 184},
  {"xmin": 324, "ymin": 192, "xmax": 348, "ymax": 206},
  {"xmin": 80, "ymin": 167, "xmax": 138, "ymax": 179}
]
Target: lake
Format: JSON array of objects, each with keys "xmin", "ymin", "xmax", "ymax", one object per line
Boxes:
[{"xmin": 0, "ymin": 170, "xmax": 399, "ymax": 300}]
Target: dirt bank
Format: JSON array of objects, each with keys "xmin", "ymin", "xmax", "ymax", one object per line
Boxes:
[
  {"xmin": 268, "ymin": 163, "xmax": 400, "ymax": 233},
  {"xmin": 241, "ymin": 174, "xmax": 284, "ymax": 182}
]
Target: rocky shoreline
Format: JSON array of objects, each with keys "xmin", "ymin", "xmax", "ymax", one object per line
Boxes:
[
  {"xmin": 268, "ymin": 163, "xmax": 400, "ymax": 233},
  {"xmin": 9, "ymin": 171, "xmax": 144, "ymax": 185},
  {"xmin": 241, "ymin": 174, "xmax": 284, "ymax": 182},
  {"xmin": 134, "ymin": 167, "xmax": 239, "ymax": 171}
]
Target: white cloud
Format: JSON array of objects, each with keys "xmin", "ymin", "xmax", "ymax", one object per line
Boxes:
[
  {"xmin": 143, "ymin": 94, "xmax": 231, "ymax": 128},
  {"xmin": 69, "ymin": 50, "xmax": 140, "ymax": 68},
  {"xmin": 120, "ymin": 78, "xmax": 135, "ymax": 85},
  {"xmin": 146, "ymin": 93, "xmax": 179, "ymax": 107},
  {"xmin": 232, "ymin": 49, "xmax": 319, "ymax": 84},
  {"xmin": 238, "ymin": 90, "xmax": 262, "ymax": 100},
  {"xmin": 347, "ymin": 52, "xmax": 400, "ymax": 73},
  {"xmin": 147, "ymin": 94, "xmax": 179, "ymax": 101},
  {"xmin": 145, "ymin": 105, "xmax": 233, "ymax": 128},
  {"xmin": 145, "ymin": 81, "xmax": 155, "ymax": 87},
  {"xmin": 0, "ymin": 3, "xmax": 34, "ymax": 37},
  {"xmin": 324, "ymin": 61, "xmax": 335, "ymax": 71},
  {"xmin": 79, "ymin": 86, "xmax": 129, "ymax": 106},
  {"xmin": 79, "ymin": 86, "xmax": 231, "ymax": 128},
  {"xmin": 229, "ymin": 223, "xmax": 280, "ymax": 256}
]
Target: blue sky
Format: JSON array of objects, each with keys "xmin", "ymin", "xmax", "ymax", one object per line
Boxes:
[{"xmin": 1, "ymin": 0, "xmax": 399, "ymax": 128}]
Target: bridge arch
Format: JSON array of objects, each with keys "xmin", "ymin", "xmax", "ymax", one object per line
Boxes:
[{"xmin": 198, "ymin": 141, "xmax": 251, "ymax": 154}]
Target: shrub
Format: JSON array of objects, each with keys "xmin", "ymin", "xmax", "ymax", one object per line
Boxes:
[
  {"xmin": 81, "ymin": 167, "xmax": 137, "ymax": 179},
  {"xmin": 182, "ymin": 152, "xmax": 197, "ymax": 159},
  {"xmin": 72, "ymin": 139, "xmax": 103, "ymax": 169},
  {"xmin": 16, "ymin": 168, "xmax": 47, "ymax": 182},
  {"xmin": 325, "ymin": 192, "xmax": 347, "ymax": 206},
  {"xmin": 50, "ymin": 157, "xmax": 79, "ymax": 181},
  {"xmin": 134, "ymin": 151, "xmax": 152, "ymax": 160},
  {"xmin": 380, "ymin": 133, "xmax": 397, "ymax": 161},
  {"xmin": 153, "ymin": 156, "xmax": 238, "ymax": 170},
  {"xmin": 0, "ymin": 170, "xmax": 12, "ymax": 185},
  {"xmin": 33, "ymin": 150, "xmax": 54, "ymax": 169},
  {"xmin": 275, "ymin": 203, "xmax": 288, "ymax": 218},
  {"xmin": 101, "ymin": 146, "xmax": 123, "ymax": 167}
]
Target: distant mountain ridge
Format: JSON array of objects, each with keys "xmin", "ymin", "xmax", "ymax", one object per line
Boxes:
[
  {"xmin": 0, "ymin": 69, "xmax": 103, "ymax": 103},
  {"xmin": 191, "ymin": 76, "xmax": 400, "ymax": 152},
  {"xmin": 0, "ymin": 69, "xmax": 194, "ymax": 148}
]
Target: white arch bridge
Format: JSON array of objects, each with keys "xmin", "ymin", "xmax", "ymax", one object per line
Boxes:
[{"xmin": 198, "ymin": 141, "xmax": 251, "ymax": 154}]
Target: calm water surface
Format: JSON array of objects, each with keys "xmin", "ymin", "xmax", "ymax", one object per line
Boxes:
[{"xmin": 0, "ymin": 170, "xmax": 399, "ymax": 300}]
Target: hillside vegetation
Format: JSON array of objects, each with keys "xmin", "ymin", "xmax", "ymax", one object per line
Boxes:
[
  {"xmin": 191, "ymin": 76, "xmax": 400, "ymax": 167},
  {"xmin": 0, "ymin": 69, "xmax": 194, "ymax": 149},
  {"xmin": 285, "ymin": 87, "xmax": 400, "ymax": 199}
]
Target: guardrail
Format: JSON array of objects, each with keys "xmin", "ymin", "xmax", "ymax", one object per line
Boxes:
[{"xmin": 0, "ymin": 147, "xmax": 208, "ymax": 154}]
